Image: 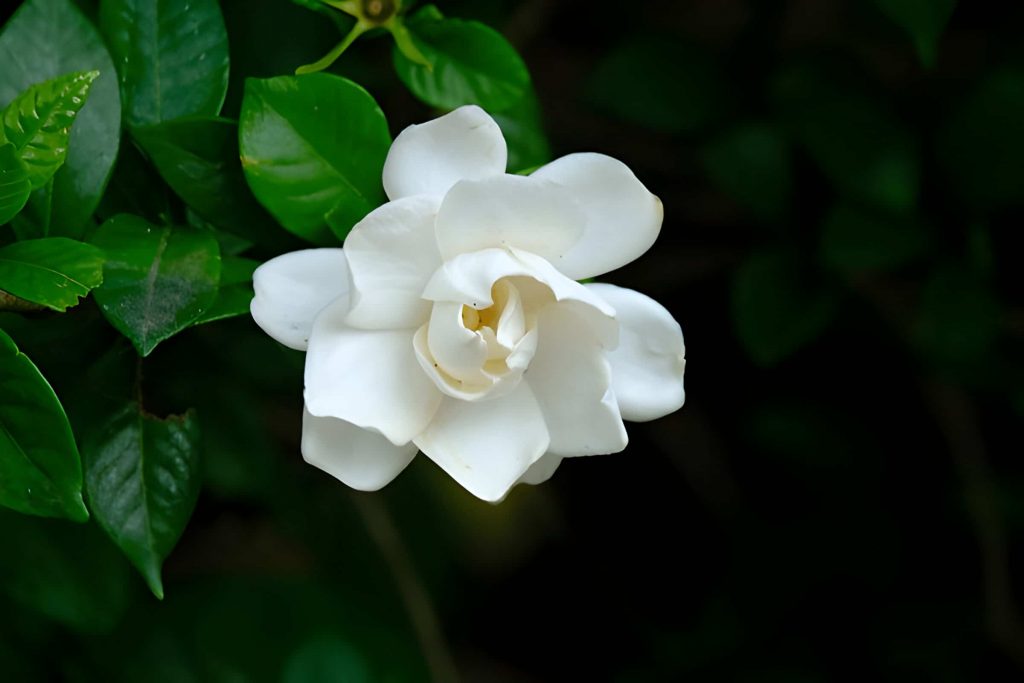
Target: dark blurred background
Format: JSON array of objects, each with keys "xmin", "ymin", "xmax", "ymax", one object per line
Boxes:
[{"xmin": 3, "ymin": 0, "xmax": 1024, "ymax": 680}]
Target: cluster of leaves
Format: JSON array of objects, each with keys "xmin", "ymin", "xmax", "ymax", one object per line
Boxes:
[{"xmin": 0, "ymin": 0, "xmax": 547, "ymax": 673}]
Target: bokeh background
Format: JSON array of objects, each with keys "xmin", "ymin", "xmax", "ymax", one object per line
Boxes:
[{"xmin": 2, "ymin": 0, "xmax": 1024, "ymax": 680}]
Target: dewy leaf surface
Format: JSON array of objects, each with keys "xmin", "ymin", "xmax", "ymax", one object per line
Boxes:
[
  {"xmin": 91, "ymin": 214, "xmax": 221, "ymax": 356},
  {"xmin": 100, "ymin": 0, "xmax": 230, "ymax": 128},
  {"xmin": 0, "ymin": 328, "xmax": 88, "ymax": 522},
  {"xmin": 0, "ymin": 237, "xmax": 104, "ymax": 311},
  {"xmin": 83, "ymin": 403, "xmax": 201, "ymax": 599},
  {"xmin": 0, "ymin": 0, "xmax": 122, "ymax": 236}
]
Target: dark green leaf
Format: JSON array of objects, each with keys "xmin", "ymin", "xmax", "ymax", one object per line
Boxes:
[
  {"xmin": 0, "ymin": 70, "xmax": 99, "ymax": 189},
  {"xmin": 732, "ymin": 250, "xmax": 838, "ymax": 366},
  {"xmin": 0, "ymin": 143, "xmax": 30, "ymax": 225},
  {"xmin": 190, "ymin": 256, "xmax": 257, "ymax": 326},
  {"xmin": 819, "ymin": 204, "xmax": 929, "ymax": 271},
  {"xmin": 492, "ymin": 88, "xmax": 551, "ymax": 173},
  {"xmin": 83, "ymin": 404, "xmax": 201, "ymax": 599},
  {"xmin": 91, "ymin": 214, "xmax": 221, "ymax": 356},
  {"xmin": 239, "ymin": 74, "xmax": 390, "ymax": 244},
  {"xmin": 392, "ymin": 17, "xmax": 530, "ymax": 111},
  {"xmin": 99, "ymin": 0, "xmax": 230, "ymax": 128},
  {"xmin": 702, "ymin": 123, "xmax": 791, "ymax": 222},
  {"xmin": 914, "ymin": 264, "xmax": 1000, "ymax": 364},
  {"xmin": 0, "ymin": 328, "xmax": 88, "ymax": 522},
  {"xmin": 95, "ymin": 138, "xmax": 172, "ymax": 225},
  {"xmin": 0, "ymin": 238, "xmax": 104, "ymax": 311},
  {"xmin": 938, "ymin": 67, "xmax": 1024, "ymax": 212},
  {"xmin": 283, "ymin": 636, "xmax": 373, "ymax": 683},
  {"xmin": 0, "ymin": 510, "xmax": 130, "ymax": 633},
  {"xmin": 587, "ymin": 36, "xmax": 728, "ymax": 135},
  {"xmin": 773, "ymin": 65, "xmax": 919, "ymax": 213},
  {"xmin": 134, "ymin": 117, "xmax": 290, "ymax": 249},
  {"xmin": 0, "ymin": 0, "xmax": 122, "ymax": 236},
  {"xmin": 874, "ymin": 0, "xmax": 956, "ymax": 67}
]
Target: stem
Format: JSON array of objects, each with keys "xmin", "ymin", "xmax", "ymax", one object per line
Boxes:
[
  {"xmin": 351, "ymin": 494, "xmax": 460, "ymax": 683},
  {"xmin": 295, "ymin": 21, "xmax": 370, "ymax": 75}
]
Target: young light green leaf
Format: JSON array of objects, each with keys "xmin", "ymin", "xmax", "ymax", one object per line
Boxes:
[
  {"xmin": 732, "ymin": 250, "xmax": 838, "ymax": 366},
  {"xmin": 0, "ymin": 510, "xmax": 130, "ymax": 633},
  {"xmin": 0, "ymin": 143, "xmax": 31, "ymax": 225},
  {"xmin": 392, "ymin": 17, "xmax": 530, "ymax": 111},
  {"xmin": 133, "ymin": 117, "xmax": 291, "ymax": 249},
  {"xmin": 83, "ymin": 403, "xmax": 201, "ymax": 599},
  {"xmin": 0, "ymin": 328, "xmax": 88, "ymax": 522},
  {"xmin": 702, "ymin": 123, "xmax": 792, "ymax": 222},
  {"xmin": 820, "ymin": 204, "xmax": 929, "ymax": 272},
  {"xmin": 874, "ymin": 0, "xmax": 956, "ymax": 67},
  {"xmin": 189, "ymin": 256, "xmax": 258, "ymax": 326},
  {"xmin": 100, "ymin": 0, "xmax": 230, "ymax": 128},
  {"xmin": 91, "ymin": 214, "xmax": 221, "ymax": 356},
  {"xmin": 0, "ymin": 0, "xmax": 122, "ymax": 237},
  {"xmin": 240, "ymin": 74, "xmax": 390, "ymax": 244},
  {"xmin": 0, "ymin": 71, "xmax": 99, "ymax": 189},
  {"xmin": 0, "ymin": 238, "xmax": 104, "ymax": 311}
]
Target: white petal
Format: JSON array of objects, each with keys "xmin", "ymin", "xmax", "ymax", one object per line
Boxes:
[
  {"xmin": 382, "ymin": 105, "xmax": 507, "ymax": 201},
  {"xmin": 414, "ymin": 383, "xmax": 549, "ymax": 502},
  {"xmin": 526, "ymin": 303, "xmax": 628, "ymax": 457},
  {"xmin": 343, "ymin": 195, "xmax": 442, "ymax": 329},
  {"xmin": 586, "ymin": 283, "xmax": 685, "ymax": 422},
  {"xmin": 305, "ymin": 298, "xmax": 442, "ymax": 445},
  {"xmin": 516, "ymin": 452, "xmax": 562, "ymax": 486},
  {"xmin": 422, "ymin": 247, "xmax": 617, "ymax": 347},
  {"xmin": 301, "ymin": 407, "xmax": 417, "ymax": 491},
  {"xmin": 531, "ymin": 153, "xmax": 663, "ymax": 279},
  {"xmin": 250, "ymin": 249, "xmax": 349, "ymax": 351},
  {"xmin": 435, "ymin": 174, "xmax": 585, "ymax": 265}
]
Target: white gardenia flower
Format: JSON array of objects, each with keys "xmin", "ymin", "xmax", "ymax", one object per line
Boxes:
[{"xmin": 251, "ymin": 105, "xmax": 686, "ymax": 502}]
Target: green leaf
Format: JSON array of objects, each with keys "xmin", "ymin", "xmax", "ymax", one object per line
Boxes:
[
  {"xmin": 0, "ymin": 510, "xmax": 130, "ymax": 633},
  {"xmin": 0, "ymin": 143, "xmax": 30, "ymax": 225},
  {"xmin": 0, "ymin": 238, "xmax": 104, "ymax": 311},
  {"xmin": 283, "ymin": 636, "xmax": 374, "ymax": 683},
  {"xmin": 99, "ymin": 0, "xmax": 230, "ymax": 128},
  {"xmin": 0, "ymin": 0, "xmax": 122, "ymax": 236},
  {"xmin": 702, "ymin": 123, "xmax": 791, "ymax": 222},
  {"xmin": 190, "ymin": 256, "xmax": 257, "ymax": 326},
  {"xmin": 95, "ymin": 137, "xmax": 173, "ymax": 225},
  {"xmin": 492, "ymin": 88, "xmax": 552, "ymax": 173},
  {"xmin": 91, "ymin": 214, "xmax": 221, "ymax": 356},
  {"xmin": 392, "ymin": 17, "xmax": 530, "ymax": 111},
  {"xmin": 0, "ymin": 71, "xmax": 99, "ymax": 189},
  {"xmin": 587, "ymin": 36, "xmax": 728, "ymax": 135},
  {"xmin": 819, "ymin": 204, "xmax": 929, "ymax": 272},
  {"xmin": 0, "ymin": 328, "xmax": 88, "ymax": 522},
  {"xmin": 732, "ymin": 250, "xmax": 838, "ymax": 366},
  {"xmin": 240, "ymin": 74, "xmax": 390, "ymax": 244},
  {"xmin": 82, "ymin": 404, "xmax": 201, "ymax": 599},
  {"xmin": 133, "ymin": 117, "xmax": 290, "ymax": 249},
  {"xmin": 914, "ymin": 264, "xmax": 1000, "ymax": 364},
  {"xmin": 773, "ymin": 64, "xmax": 919, "ymax": 213},
  {"xmin": 874, "ymin": 0, "xmax": 956, "ymax": 67}
]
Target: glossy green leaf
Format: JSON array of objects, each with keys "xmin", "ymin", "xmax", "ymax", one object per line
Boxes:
[
  {"xmin": 95, "ymin": 138, "xmax": 172, "ymax": 225},
  {"xmin": 492, "ymin": 88, "xmax": 552, "ymax": 173},
  {"xmin": 91, "ymin": 214, "xmax": 221, "ymax": 356},
  {"xmin": 0, "ymin": 143, "xmax": 30, "ymax": 225},
  {"xmin": 133, "ymin": 117, "xmax": 290, "ymax": 249},
  {"xmin": 0, "ymin": 71, "xmax": 99, "ymax": 189},
  {"xmin": 874, "ymin": 0, "xmax": 956, "ymax": 67},
  {"xmin": 0, "ymin": 510, "xmax": 130, "ymax": 633},
  {"xmin": 100, "ymin": 0, "xmax": 230, "ymax": 128},
  {"xmin": 0, "ymin": 0, "xmax": 122, "ymax": 236},
  {"xmin": 0, "ymin": 238, "xmax": 104, "ymax": 311},
  {"xmin": 732, "ymin": 250, "xmax": 838, "ymax": 366},
  {"xmin": 0, "ymin": 328, "xmax": 88, "ymax": 522},
  {"xmin": 587, "ymin": 36, "xmax": 728, "ymax": 135},
  {"xmin": 240, "ymin": 74, "xmax": 390, "ymax": 244},
  {"xmin": 190, "ymin": 256, "xmax": 257, "ymax": 326},
  {"xmin": 392, "ymin": 16, "xmax": 530, "ymax": 111},
  {"xmin": 773, "ymin": 65, "xmax": 919, "ymax": 213},
  {"xmin": 820, "ymin": 204, "xmax": 929, "ymax": 272},
  {"xmin": 83, "ymin": 403, "xmax": 201, "ymax": 599},
  {"xmin": 702, "ymin": 123, "xmax": 791, "ymax": 222}
]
